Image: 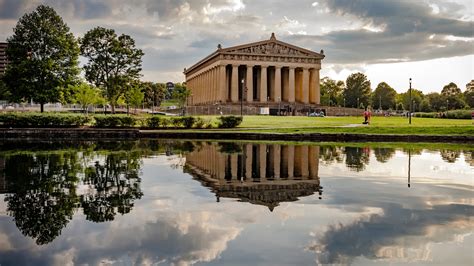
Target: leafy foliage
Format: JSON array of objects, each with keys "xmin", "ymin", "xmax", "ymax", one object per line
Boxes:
[
  {"xmin": 344, "ymin": 72, "xmax": 371, "ymax": 108},
  {"xmin": 93, "ymin": 115, "xmax": 137, "ymax": 128},
  {"xmin": 217, "ymin": 116, "xmax": 243, "ymax": 128},
  {"xmin": 0, "ymin": 112, "xmax": 92, "ymax": 127},
  {"xmin": 372, "ymin": 82, "xmax": 396, "ymax": 110},
  {"xmin": 80, "ymin": 27, "xmax": 144, "ymax": 113},
  {"xmin": 3, "ymin": 5, "xmax": 80, "ymax": 112},
  {"xmin": 320, "ymin": 77, "xmax": 344, "ymax": 106},
  {"xmin": 71, "ymin": 82, "xmax": 103, "ymax": 113}
]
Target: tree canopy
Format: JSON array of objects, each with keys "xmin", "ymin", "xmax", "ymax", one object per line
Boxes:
[
  {"xmin": 344, "ymin": 72, "xmax": 371, "ymax": 108},
  {"xmin": 320, "ymin": 77, "xmax": 344, "ymax": 106},
  {"xmin": 372, "ymin": 82, "xmax": 397, "ymax": 110},
  {"xmin": 3, "ymin": 5, "xmax": 80, "ymax": 112},
  {"xmin": 80, "ymin": 27, "xmax": 144, "ymax": 113}
]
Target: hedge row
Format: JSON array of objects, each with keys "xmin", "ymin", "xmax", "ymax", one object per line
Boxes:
[
  {"xmin": 414, "ymin": 110, "xmax": 472, "ymax": 119},
  {"xmin": 0, "ymin": 113, "xmax": 244, "ymax": 129},
  {"xmin": 0, "ymin": 112, "xmax": 93, "ymax": 127}
]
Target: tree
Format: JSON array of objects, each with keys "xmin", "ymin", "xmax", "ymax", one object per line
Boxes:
[
  {"xmin": 400, "ymin": 89, "xmax": 424, "ymax": 112},
  {"xmin": 441, "ymin": 82, "xmax": 466, "ymax": 110},
  {"xmin": 3, "ymin": 5, "xmax": 80, "ymax": 112},
  {"xmin": 71, "ymin": 82, "xmax": 103, "ymax": 114},
  {"xmin": 142, "ymin": 82, "xmax": 166, "ymax": 111},
  {"xmin": 80, "ymin": 27, "xmax": 144, "ymax": 113},
  {"xmin": 0, "ymin": 79, "xmax": 11, "ymax": 101},
  {"xmin": 172, "ymin": 84, "xmax": 191, "ymax": 114},
  {"xmin": 344, "ymin": 72, "xmax": 371, "ymax": 108},
  {"xmin": 371, "ymin": 82, "xmax": 396, "ymax": 110},
  {"xmin": 124, "ymin": 83, "xmax": 144, "ymax": 114},
  {"xmin": 425, "ymin": 92, "xmax": 445, "ymax": 111},
  {"xmin": 464, "ymin": 80, "xmax": 474, "ymax": 108},
  {"xmin": 320, "ymin": 77, "xmax": 344, "ymax": 106}
]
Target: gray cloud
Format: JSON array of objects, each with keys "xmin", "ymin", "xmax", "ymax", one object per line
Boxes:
[
  {"xmin": 0, "ymin": 0, "xmax": 30, "ymax": 19},
  {"xmin": 309, "ymin": 203, "xmax": 474, "ymax": 264}
]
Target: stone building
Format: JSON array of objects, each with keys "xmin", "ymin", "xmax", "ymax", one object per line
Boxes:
[
  {"xmin": 184, "ymin": 34, "xmax": 324, "ymax": 114},
  {"xmin": 184, "ymin": 143, "xmax": 322, "ymax": 211}
]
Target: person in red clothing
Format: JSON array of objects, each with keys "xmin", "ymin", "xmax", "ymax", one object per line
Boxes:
[{"xmin": 363, "ymin": 108, "xmax": 372, "ymax": 124}]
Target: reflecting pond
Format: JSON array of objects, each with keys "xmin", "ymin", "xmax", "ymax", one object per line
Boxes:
[{"xmin": 0, "ymin": 140, "xmax": 473, "ymax": 265}]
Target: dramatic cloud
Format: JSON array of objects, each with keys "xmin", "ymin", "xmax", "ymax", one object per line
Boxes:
[{"xmin": 0, "ymin": 0, "xmax": 472, "ymax": 89}]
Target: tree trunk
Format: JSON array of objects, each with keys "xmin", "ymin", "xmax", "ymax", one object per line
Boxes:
[
  {"xmin": 40, "ymin": 103, "xmax": 44, "ymax": 113},
  {"xmin": 111, "ymin": 104, "xmax": 115, "ymax": 114}
]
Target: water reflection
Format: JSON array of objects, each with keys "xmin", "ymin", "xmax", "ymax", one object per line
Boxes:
[
  {"xmin": 0, "ymin": 141, "xmax": 472, "ymax": 265},
  {"xmin": 185, "ymin": 143, "xmax": 323, "ymax": 211}
]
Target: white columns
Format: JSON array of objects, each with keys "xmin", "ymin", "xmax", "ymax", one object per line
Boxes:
[
  {"xmin": 260, "ymin": 65, "xmax": 267, "ymax": 103},
  {"xmin": 274, "ymin": 66, "xmax": 281, "ymax": 102},
  {"xmin": 302, "ymin": 68, "xmax": 309, "ymax": 104},
  {"xmin": 246, "ymin": 65, "xmax": 253, "ymax": 102},
  {"xmin": 218, "ymin": 65, "xmax": 226, "ymax": 102},
  {"xmin": 289, "ymin": 67, "xmax": 295, "ymax": 103},
  {"xmin": 231, "ymin": 65, "xmax": 239, "ymax": 102}
]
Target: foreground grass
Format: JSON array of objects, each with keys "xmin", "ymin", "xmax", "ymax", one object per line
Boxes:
[{"xmin": 193, "ymin": 115, "xmax": 473, "ymax": 135}]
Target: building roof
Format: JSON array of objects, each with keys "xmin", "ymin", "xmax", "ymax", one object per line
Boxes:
[{"xmin": 184, "ymin": 33, "xmax": 325, "ymax": 75}]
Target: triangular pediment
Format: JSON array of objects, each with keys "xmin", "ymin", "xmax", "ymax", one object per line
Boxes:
[{"xmin": 221, "ymin": 39, "xmax": 324, "ymax": 59}]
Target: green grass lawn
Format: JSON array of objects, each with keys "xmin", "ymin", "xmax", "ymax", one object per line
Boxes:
[{"xmin": 196, "ymin": 115, "xmax": 474, "ymax": 135}]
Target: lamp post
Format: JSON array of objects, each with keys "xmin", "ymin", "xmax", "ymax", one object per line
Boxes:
[
  {"xmin": 357, "ymin": 97, "xmax": 359, "ymax": 109},
  {"xmin": 446, "ymin": 99, "xmax": 449, "ymax": 111},
  {"xmin": 240, "ymin": 78, "xmax": 244, "ymax": 117},
  {"xmin": 379, "ymin": 95, "xmax": 382, "ymax": 111},
  {"xmin": 409, "ymin": 78, "xmax": 412, "ymax": 125}
]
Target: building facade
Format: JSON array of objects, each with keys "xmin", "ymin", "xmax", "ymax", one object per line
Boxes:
[
  {"xmin": 184, "ymin": 34, "xmax": 324, "ymax": 109},
  {"xmin": 0, "ymin": 42, "xmax": 7, "ymax": 75}
]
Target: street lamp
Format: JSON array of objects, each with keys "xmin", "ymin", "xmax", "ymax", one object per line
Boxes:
[
  {"xmin": 409, "ymin": 78, "xmax": 412, "ymax": 125},
  {"xmin": 240, "ymin": 78, "xmax": 245, "ymax": 117},
  {"xmin": 446, "ymin": 99, "xmax": 449, "ymax": 111},
  {"xmin": 357, "ymin": 97, "xmax": 359, "ymax": 109}
]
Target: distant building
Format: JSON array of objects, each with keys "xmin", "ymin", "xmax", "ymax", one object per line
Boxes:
[
  {"xmin": 184, "ymin": 33, "xmax": 324, "ymax": 114},
  {"xmin": 0, "ymin": 42, "xmax": 7, "ymax": 75}
]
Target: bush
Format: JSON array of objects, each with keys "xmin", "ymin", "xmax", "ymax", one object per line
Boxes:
[
  {"xmin": 217, "ymin": 116, "xmax": 242, "ymax": 128},
  {"xmin": 181, "ymin": 116, "xmax": 195, "ymax": 128},
  {"xmin": 446, "ymin": 110, "xmax": 472, "ymax": 119},
  {"xmin": 0, "ymin": 112, "xmax": 92, "ymax": 128},
  {"xmin": 93, "ymin": 115, "xmax": 137, "ymax": 127},
  {"xmin": 413, "ymin": 112, "xmax": 435, "ymax": 118},
  {"xmin": 147, "ymin": 116, "xmax": 163, "ymax": 128}
]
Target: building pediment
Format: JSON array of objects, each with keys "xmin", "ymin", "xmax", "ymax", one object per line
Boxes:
[{"xmin": 221, "ymin": 39, "xmax": 324, "ymax": 59}]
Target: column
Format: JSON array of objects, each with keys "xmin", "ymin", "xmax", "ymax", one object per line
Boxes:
[
  {"xmin": 309, "ymin": 146, "xmax": 319, "ymax": 179},
  {"xmin": 302, "ymin": 68, "xmax": 309, "ymax": 104},
  {"xmin": 246, "ymin": 65, "xmax": 253, "ymax": 103},
  {"xmin": 273, "ymin": 144, "xmax": 281, "ymax": 179},
  {"xmin": 231, "ymin": 154, "xmax": 238, "ymax": 180},
  {"xmin": 231, "ymin": 65, "xmax": 239, "ymax": 102},
  {"xmin": 301, "ymin": 145, "xmax": 309, "ymax": 178},
  {"xmin": 245, "ymin": 144, "xmax": 252, "ymax": 179},
  {"xmin": 219, "ymin": 65, "xmax": 227, "ymax": 102},
  {"xmin": 260, "ymin": 65, "xmax": 267, "ymax": 103},
  {"xmin": 315, "ymin": 68, "xmax": 320, "ymax": 104},
  {"xmin": 288, "ymin": 145, "xmax": 294, "ymax": 178},
  {"xmin": 274, "ymin": 66, "xmax": 282, "ymax": 102},
  {"xmin": 259, "ymin": 144, "xmax": 267, "ymax": 180},
  {"xmin": 289, "ymin": 67, "xmax": 295, "ymax": 103}
]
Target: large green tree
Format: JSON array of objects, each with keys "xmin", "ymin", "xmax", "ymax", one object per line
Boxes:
[
  {"xmin": 344, "ymin": 72, "xmax": 371, "ymax": 108},
  {"xmin": 464, "ymin": 80, "xmax": 474, "ymax": 108},
  {"xmin": 441, "ymin": 82, "xmax": 466, "ymax": 110},
  {"xmin": 3, "ymin": 5, "xmax": 80, "ymax": 112},
  {"xmin": 80, "ymin": 27, "xmax": 144, "ymax": 113},
  {"xmin": 320, "ymin": 77, "xmax": 344, "ymax": 106},
  {"xmin": 142, "ymin": 82, "xmax": 166, "ymax": 111},
  {"xmin": 70, "ymin": 82, "xmax": 103, "ymax": 114},
  {"xmin": 372, "ymin": 82, "xmax": 397, "ymax": 110}
]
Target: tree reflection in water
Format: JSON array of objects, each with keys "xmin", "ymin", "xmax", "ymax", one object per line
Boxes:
[
  {"xmin": 2, "ymin": 150, "xmax": 143, "ymax": 244},
  {"xmin": 4, "ymin": 153, "xmax": 80, "ymax": 245}
]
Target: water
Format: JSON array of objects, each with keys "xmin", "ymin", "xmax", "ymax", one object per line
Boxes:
[{"xmin": 0, "ymin": 140, "xmax": 472, "ymax": 265}]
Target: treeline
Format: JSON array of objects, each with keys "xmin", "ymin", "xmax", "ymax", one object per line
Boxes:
[
  {"xmin": 320, "ymin": 73, "xmax": 474, "ymax": 111},
  {"xmin": 0, "ymin": 5, "xmax": 187, "ymax": 113}
]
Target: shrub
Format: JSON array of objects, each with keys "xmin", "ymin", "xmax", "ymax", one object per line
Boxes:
[
  {"xmin": 147, "ymin": 116, "xmax": 162, "ymax": 128},
  {"xmin": 446, "ymin": 110, "xmax": 472, "ymax": 119},
  {"xmin": 170, "ymin": 117, "xmax": 183, "ymax": 128},
  {"xmin": 413, "ymin": 112, "xmax": 435, "ymax": 118},
  {"xmin": 217, "ymin": 116, "xmax": 243, "ymax": 128},
  {"xmin": 181, "ymin": 116, "xmax": 195, "ymax": 128},
  {"xmin": 93, "ymin": 115, "xmax": 137, "ymax": 127},
  {"xmin": 0, "ymin": 112, "xmax": 92, "ymax": 128}
]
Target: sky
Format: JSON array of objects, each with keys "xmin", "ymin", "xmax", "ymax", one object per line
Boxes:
[{"xmin": 0, "ymin": 0, "xmax": 473, "ymax": 94}]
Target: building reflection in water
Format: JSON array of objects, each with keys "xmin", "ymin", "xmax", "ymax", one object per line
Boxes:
[{"xmin": 185, "ymin": 143, "xmax": 323, "ymax": 211}]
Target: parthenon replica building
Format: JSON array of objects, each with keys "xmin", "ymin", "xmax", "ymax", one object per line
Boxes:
[{"xmin": 184, "ymin": 33, "xmax": 324, "ymax": 112}]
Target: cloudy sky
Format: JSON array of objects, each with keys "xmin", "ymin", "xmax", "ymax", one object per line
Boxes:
[{"xmin": 0, "ymin": 0, "xmax": 472, "ymax": 93}]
